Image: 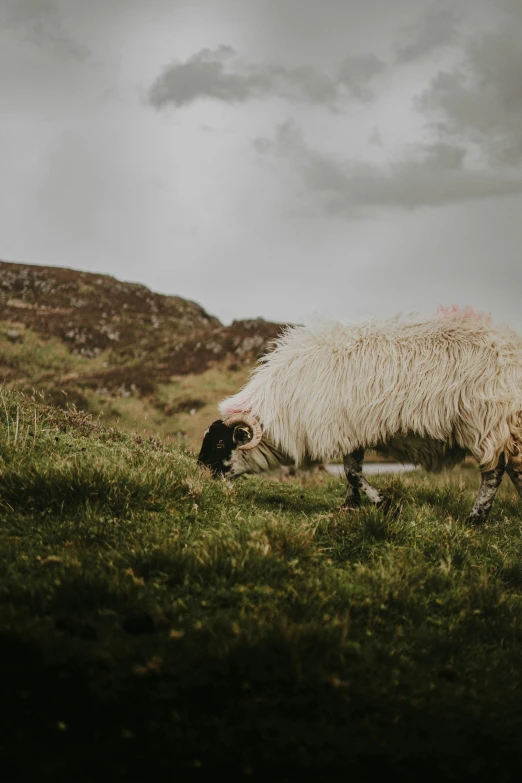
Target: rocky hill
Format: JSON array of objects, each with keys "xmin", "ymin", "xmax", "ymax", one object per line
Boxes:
[{"xmin": 0, "ymin": 260, "xmax": 285, "ymax": 444}]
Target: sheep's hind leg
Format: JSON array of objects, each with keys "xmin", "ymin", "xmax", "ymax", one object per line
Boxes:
[
  {"xmin": 342, "ymin": 449, "xmax": 386, "ymax": 510},
  {"xmin": 506, "ymin": 459, "xmax": 522, "ymax": 501},
  {"xmin": 468, "ymin": 457, "xmax": 506, "ymax": 525}
]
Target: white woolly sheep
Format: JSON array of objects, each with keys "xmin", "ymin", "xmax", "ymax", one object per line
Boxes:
[{"xmin": 198, "ymin": 308, "xmax": 522, "ymax": 524}]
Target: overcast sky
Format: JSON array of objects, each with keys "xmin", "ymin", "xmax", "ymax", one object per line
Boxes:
[{"xmin": 1, "ymin": 0, "xmax": 522, "ymax": 329}]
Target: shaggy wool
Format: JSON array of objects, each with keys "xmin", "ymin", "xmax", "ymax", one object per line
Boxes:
[{"xmin": 219, "ymin": 309, "xmax": 522, "ymax": 472}]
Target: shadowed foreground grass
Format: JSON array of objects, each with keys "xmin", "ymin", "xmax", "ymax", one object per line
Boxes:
[{"xmin": 2, "ymin": 389, "xmax": 522, "ymax": 781}]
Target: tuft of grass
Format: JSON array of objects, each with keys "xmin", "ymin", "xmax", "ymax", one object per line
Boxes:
[{"xmin": 2, "ymin": 387, "xmax": 522, "ymax": 780}]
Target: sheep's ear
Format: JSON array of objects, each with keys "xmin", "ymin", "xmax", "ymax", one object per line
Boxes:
[{"xmin": 233, "ymin": 425, "xmax": 253, "ymax": 446}]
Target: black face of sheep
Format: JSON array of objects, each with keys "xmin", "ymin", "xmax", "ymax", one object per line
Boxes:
[{"xmin": 197, "ymin": 419, "xmax": 256, "ymax": 477}]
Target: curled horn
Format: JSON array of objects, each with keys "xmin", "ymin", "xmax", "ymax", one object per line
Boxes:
[{"xmin": 223, "ymin": 413, "xmax": 263, "ymax": 450}]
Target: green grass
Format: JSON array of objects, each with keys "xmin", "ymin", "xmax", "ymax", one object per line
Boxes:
[
  {"xmin": 2, "ymin": 388, "xmax": 522, "ymax": 781},
  {"xmin": 0, "ymin": 323, "xmax": 106, "ymax": 379}
]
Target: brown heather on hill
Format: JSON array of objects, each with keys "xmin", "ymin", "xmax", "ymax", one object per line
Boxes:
[
  {"xmin": 0, "ymin": 260, "xmax": 285, "ymax": 443},
  {"xmin": 0, "ymin": 260, "xmax": 283, "ymax": 369}
]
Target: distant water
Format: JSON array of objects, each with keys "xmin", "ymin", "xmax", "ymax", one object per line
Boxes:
[{"xmin": 326, "ymin": 463, "xmax": 417, "ymax": 476}]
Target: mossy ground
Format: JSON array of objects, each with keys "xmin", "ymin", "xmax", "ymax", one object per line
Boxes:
[{"xmin": 2, "ymin": 388, "xmax": 522, "ymax": 781}]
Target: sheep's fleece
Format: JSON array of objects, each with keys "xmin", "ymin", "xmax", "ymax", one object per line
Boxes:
[{"xmin": 198, "ymin": 308, "xmax": 522, "ymax": 524}]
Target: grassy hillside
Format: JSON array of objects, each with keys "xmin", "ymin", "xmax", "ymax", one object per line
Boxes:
[
  {"xmin": 2, "ymin": 387, "xmax": 522, "ymax": 781},
  {"xmin": 0, "ymin": 259, "xmax": 405, "ymax": 462},
  {"xmin": 0, "ymin": 260, "xmax": 283, "ymax": 446}
]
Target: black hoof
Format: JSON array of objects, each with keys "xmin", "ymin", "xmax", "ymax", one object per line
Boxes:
[
  {"xmin": 467, "ymin": 512, "xmax": 487, "ymax": 526},
  {"xmin": 342, "ymin": 495, "xmax": 361, "ymax": 510}
]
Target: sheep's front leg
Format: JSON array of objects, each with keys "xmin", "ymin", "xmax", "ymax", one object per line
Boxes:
[
  {"xmin": 468, "ymin": 457, "xmax": 506, "ymax": 525},
  {"xmin": 342, "ymin": 449, "xmax": 386, "ymax": 510}
]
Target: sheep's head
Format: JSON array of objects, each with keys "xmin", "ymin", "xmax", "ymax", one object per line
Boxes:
[{"xmin": 197, "ymin": 414, "xmax": 264, "ymax": 478}]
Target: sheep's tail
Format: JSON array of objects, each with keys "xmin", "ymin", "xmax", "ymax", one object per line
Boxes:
[{"xmin": 506, "ymin": 411, "xmax": 522, "ymax": 467}]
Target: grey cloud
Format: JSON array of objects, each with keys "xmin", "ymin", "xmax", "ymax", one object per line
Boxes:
[
  {"xmin": 419, "ymin": 27, "xmax": 522, "ymax": 164},
  {"xmin": 337, "ymin": 54, "xmax": 385, "ymax": 100},
  {"xmin": 148, "ymin": 46, "xmax": 253, "ymax": 107},
  {"xmin": 1, "ymin": 0, "xmax": 89, "ymax": 61},
  {"xmin": 498, "ymin": 0, "xmax": 522, "ymax": 17},
  {"xmin": 254, "ymin": 122, "xmax": 522, "ymax": 214},
  {"xmin": 395, "ymin": 4, "xmax": 460, "ymax": 63},
  {"xmin": 148, "ymin": 46, "xmax": 384, "ymax": 108},
  {"xmin": 420, "ymin": 142, "xmax": 466, "ymax": 171}
]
